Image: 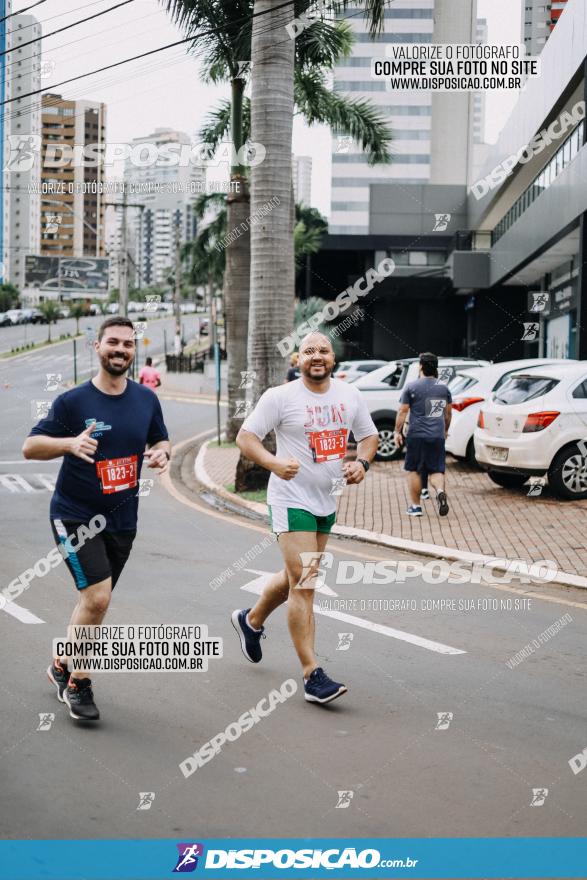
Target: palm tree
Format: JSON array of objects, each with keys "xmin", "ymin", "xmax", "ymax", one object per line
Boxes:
[
  {"xmin": 233, "ymin": 0, "xmax": 387, "ymax": 489},
  {"xmin": 38, "ymin": 301, "xmax": 62, "ymax": 342},
  {"xmin": 68, "ymin": 302, "xmax": 89, "ymax": 335},
  {"xmin": 163, "ymin": 1, "xmax": 391, "ymax": 440}
]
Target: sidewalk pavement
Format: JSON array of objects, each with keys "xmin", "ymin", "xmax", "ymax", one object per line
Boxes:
[
  {"xmin": 198, "ymin": 442, "xmax": 587, "ymax": 587},
  {"xmin": 157, "ymin": 363, "xmax": 227, "ymax": 400}
]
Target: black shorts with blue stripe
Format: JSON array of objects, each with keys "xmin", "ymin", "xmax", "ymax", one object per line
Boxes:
[{"xmin": 51, "ymin": 519, "xmax": 136, "ymax": 590}]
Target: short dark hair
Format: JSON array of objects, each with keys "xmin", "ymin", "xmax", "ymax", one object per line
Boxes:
[
  {"xmin": 98, "ymin": 316, "xmax": 135, "ymax": 341},
  {"xmin": 145, "ymin": 356, "xmax": 152, "ymax": 366},
  {"xmin": 419, "ymin": 351, "xmax": 438, "ymax": 377}
]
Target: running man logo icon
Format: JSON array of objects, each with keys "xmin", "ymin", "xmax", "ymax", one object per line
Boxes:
[
  {"xmin": 427, "ymin": 399, "xmax": 447, "ymax": 418},
  {"xmin": 137, "ymin": 479, "xmax": 154, "ymax": 498},
  {"xmin": 173, "ymin": 843, "xmax": 204, "ymax": 873},
  {"xmin": 44, "ymin": 213, "xmax": 62, "ymax": 234},
  {"xmin": 36, "ymin": 713, "xmax": 55, "ymax": 731},
  {"xmin": 239, "ymin": 370, "xmax": 256, "ymax": 389},
  {"xmin": 527, "ymin": 478, "xmax": 545, "ymax": 497},
  {"xmin": 337, "ymin": 633, "xmax": 354, "ymax": 651},
  {"xmin": 433, "ymin": 213, "xmax": 451, "ymax": 232},
  {"xmin": 435, "ymin": 712, "xmax": 453, "ymax": 730},
  {"xmin": 529, "ymin": 292, "xmax": 550, "ymax": 313},
  {"xmin": 522, "ymin": 322, "xmax": 540, "ymax": 341},
  {"xmin": 335, "ymin": 135, "xmax": 353, "ymax": 154},
  {"xmin": 132, "ymin": 321, "xmax": 147, "ymax": 340},
  {"xmin": 233, "ymin": 399, "xmax": 253, "ymax": 419},
  {"xmin": 39, "ymin": 59, "xmax": 57, "ymax": 78},
  {"xmin": 335, "ymin": 790, "xmax": 354, "ymax": 809},
  {"xmin": 136, "ymin": 792, "xmax": 155, "ymax": 810},
  {"xmin": 436, "ymin": 367, "xmax": 454, "ymax": 385},
  {"xmin": 530, "ymin": 788, "xmax": 548, "ymax": 806},
  {"xmin": 329, "ymin": 477, "xmax": 347, "ymax": 496},
  {"xmin": 45, "ymin": 373, "xmax": 62, "ymax": 392},
  {"xmin": 145, "ymin": 295, "xmax": 161, "ymax": 312},
  {"xmin": 4, "ymin": 134, "xmax": 41, "ymax": 171},
  {"xmin": 32, "ymin": 400, "xmax": 52, "ymax": 420}
]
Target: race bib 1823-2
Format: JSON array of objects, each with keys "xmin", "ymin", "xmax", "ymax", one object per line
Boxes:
[{"xmin": 96, "ymin": 455, "xmax": 138, "ymax": 494}]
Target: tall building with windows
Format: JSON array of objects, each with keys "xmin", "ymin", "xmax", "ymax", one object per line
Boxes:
[
  {"xmin": 522, "ymin": 1, "xmax": 569, "ymax": 56},
  {"xmin": 123, "ymin": 128, "xmax": 205, "ymax": 287},
  {"xmin": 293, "ymin": 155, "xmax": 312, "ymax": 205},
  {"xmin": 40, "ymin": 93, "xmax": 107, "ymax": 258},
  {"xmin": 330, "ymin": 0, "xmax": 477, "ymax": 234},
  {"xmin": 8, "ymin": 14, "xmax": 42, "ymax": 289},
  {"xmin": 473, "ymin": 19, "xmax": 487, "ymax": 144},
  {"xmin": 0, "ymin": 0, "xmax": 12, "ymax": 283}
]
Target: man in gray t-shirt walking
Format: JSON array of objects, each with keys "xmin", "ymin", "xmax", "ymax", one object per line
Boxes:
[{"xmin": 394, "ymin": 352, "xmax": 452, "ymax": 517}]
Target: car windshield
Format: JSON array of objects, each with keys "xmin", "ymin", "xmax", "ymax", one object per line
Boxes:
[
  {"xmin": 494, "ymin": 374, "xmax": 559, "ymax": 404},
  {"xmin": 449, "ymin": 373, "xmax": 478, "ymax": 394}
]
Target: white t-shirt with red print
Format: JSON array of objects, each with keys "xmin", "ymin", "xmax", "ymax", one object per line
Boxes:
[{"xmin": 242, "ymin": 378, "xmax": 377, "ymax": 516}]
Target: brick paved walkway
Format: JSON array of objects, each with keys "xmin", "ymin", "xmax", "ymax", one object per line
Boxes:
[{"xmin": 203, "ymin": 444, "xmax": 587, "ymax": 579}]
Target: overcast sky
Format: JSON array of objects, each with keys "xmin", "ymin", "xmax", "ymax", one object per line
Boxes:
[{"xmin": 18, "ymin": 0, "xmax": 522, "ymax": 216}]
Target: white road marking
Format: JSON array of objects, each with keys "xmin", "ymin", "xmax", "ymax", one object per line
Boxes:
[
  {"xmin": 35, "ymin": 474, "xmax": 56, "ymax": 491},
  {"xmin": 0, "ymin": 599, "xmax": 45, "ymax": 624},
  {"xmin": 241, "ymin": 570, "xmax": 466, "ymax": 656},
  {"xmin": 0, "ymin": 474, "xmax": 36, "ymax": 493}
]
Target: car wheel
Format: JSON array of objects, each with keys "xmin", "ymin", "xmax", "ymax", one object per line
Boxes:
[
  {"xmin": 548, "ymin": 444, "xmax": 587, "ymax": 500},
  {"xmin": 465, "ymin": 438, "xmax": 478, "ymax": 468},
  {"xmin": 375, "ymin": 420, "xmax": 401, "ymax": 462},
  {"xmin": 488, "ymin": 471, "xmax": 529, "ymax": 489}
]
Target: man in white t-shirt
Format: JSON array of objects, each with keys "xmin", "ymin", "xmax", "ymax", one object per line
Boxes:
[{"xmin": 232, "ymin": 332, "xmax": 378, "ymax": 704}]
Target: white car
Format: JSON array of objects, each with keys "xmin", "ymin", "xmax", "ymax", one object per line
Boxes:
[
  {"xmin": 353, "ymin": 356, "xmax": 491, "ymax": 460},
  {"xmin": 333, "ymin": 359, "xmax": 388, "ymax": 382},
  {"xmin": 474, "ymin": 361, "xmax": 587, "ymax": 499},
  {"xmin": 447, "ymin": 358, "xmax": 574, "ymax": 465}
]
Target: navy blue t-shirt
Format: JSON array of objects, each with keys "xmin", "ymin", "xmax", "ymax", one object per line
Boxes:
[
  {"xmin": 400, "ymin": 377, "xmax": 452, "ymax": 440},
  {"xmin": 29, "ymin": 379, "xmax": 168, "ymax": 531}
]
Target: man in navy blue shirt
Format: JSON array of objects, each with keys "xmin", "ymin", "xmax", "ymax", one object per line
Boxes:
[
  {"xmin": 23, "ymin": 317, "xmax": 170, "ymax": 722},
  {"xmin": 394, "ymin": 352, "xmax": 452, "ymax": 518}
]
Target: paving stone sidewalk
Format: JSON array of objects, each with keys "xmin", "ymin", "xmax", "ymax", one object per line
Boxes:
[{"xmin": 202, "ymin": 444, "xmax": 587, "ymax": 579}]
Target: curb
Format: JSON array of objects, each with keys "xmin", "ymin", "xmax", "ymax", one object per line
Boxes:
[{"xmin": 194, "ymin": 438, "xmax": 587, "ymax": 592}]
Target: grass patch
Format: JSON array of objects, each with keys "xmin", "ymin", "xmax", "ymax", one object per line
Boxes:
[
  {"xmin": 225, "ymin": 482, "xmax": 267, "ymax": 504},
  {"xmin": 212, "ymin": 440, "xmax": 237, "ymax": 449},
  {"xmin": 1, "ymin": 333, "xmax": 77, "ymax": 359}
]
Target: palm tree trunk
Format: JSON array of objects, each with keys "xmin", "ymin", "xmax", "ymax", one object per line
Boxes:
[
  {"xmin": 224, "ymin": 76, "xmax": 250, "ymax": 441},
  {"xmin": 235, "ymin": 0, "xmax": 295, "ymax": 492}
]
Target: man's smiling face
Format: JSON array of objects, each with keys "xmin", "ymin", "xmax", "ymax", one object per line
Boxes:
[
  {"xmin": 298, "ymin": 333, "xmax": 335, "ymax": 381},
  {"xmin": 96, "ymin": 324, "xmax": 136, "ymax": 376}
]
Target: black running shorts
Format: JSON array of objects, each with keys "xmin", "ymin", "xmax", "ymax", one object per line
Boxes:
[
  {"xmin": 404, "ymin": 437, "xmax": 446, "ymax": 474},
  {"xmin": 51, "ymin": 519, "xmax": 136, "ymax": 590}
]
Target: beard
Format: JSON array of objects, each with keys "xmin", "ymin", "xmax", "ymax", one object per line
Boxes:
[
  {"xmin": 301, "ymin": 361, "xmax": 333, "ymax": 380},
  {"xmin": 99, "ymin": 350, "xmax": 133, "ymax": 376}
]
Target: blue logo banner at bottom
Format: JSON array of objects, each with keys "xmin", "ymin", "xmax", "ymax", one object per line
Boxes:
[{"xmin": 1, "ymin": 838, "xmax": 587, "ymax": 879}]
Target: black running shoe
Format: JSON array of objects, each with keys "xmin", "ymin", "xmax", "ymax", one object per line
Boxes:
[
  {"xmin": 64, "ymin": 678, "xmax": 100, "ymax": 721},
  {"xmin": 47, "ymin": 659, "xmax": 70, "ymax": 702},
  {"xmin": 231, "ymin": 608, "xmax": 265, "ymax": 663},
  {"xmin": 304, "ymin": 667, "xmax": 347, "ymax": 704},
  {"xmin": 437, "ymin": 491, "xmax": 449, "ymax": 517}
]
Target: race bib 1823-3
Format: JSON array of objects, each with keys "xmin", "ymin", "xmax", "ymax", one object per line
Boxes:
[{"xmin": 307, "ymin": 429, "xmax": 348, "ymax": 463}]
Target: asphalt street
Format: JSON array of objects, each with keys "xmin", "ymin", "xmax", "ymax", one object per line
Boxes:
[
  {"xmin": 0, "ymin": 312, "xmax": 203, "ymax": 356},
  {"xmin": 1, "ymin": 343, "xmax": 587, "ymax": 841}
]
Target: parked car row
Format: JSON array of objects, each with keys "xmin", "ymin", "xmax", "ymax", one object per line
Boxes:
[
  {"xmin": 348, "ymin": 355, "xmax": 587, "ymax": 499},
  {"xmin": 352, "ymin": 357, "xmax": 491, "ymax": 461},
  {"xmin": 0, "ymin": 308, "xmax": 49, "ymax": 325}
]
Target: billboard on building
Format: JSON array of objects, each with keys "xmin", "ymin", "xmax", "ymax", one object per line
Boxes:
[{"xmin": 24, "ymin": 256, "xmax": 110, "ymax": 297}]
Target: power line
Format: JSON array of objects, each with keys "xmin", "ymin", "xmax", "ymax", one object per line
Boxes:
[
  {"xmin": 0, "ymin": 0, "xmax": 46, "ymax": 23},
  {"xmin": 0, "ymin": 0, "xmax": 297, "ymax": 104},
  {"xmin": 0, "ymin": 0, "xmax": 136, "ymax": 57}
]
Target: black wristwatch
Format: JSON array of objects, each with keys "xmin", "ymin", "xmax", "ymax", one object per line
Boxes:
[
  {"xmin": 164, "ymin": 451, "xmax": 171, "ymax": 461},
  {"xmin": 358, "ymin": 458, "xmax": 370, "ymax": 472}
]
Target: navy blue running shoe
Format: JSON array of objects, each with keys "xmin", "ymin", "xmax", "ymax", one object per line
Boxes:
[
  {"xmin": 231, "ymin": 608, "xmax": 265, "ymax": 663},
  {"xmin": 304, "ymin": 667, "xmax": 347, "ymax": 704},
  {"xmin": 47, "ymin": 659, "xmax": 70, "ymax": 702}
]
